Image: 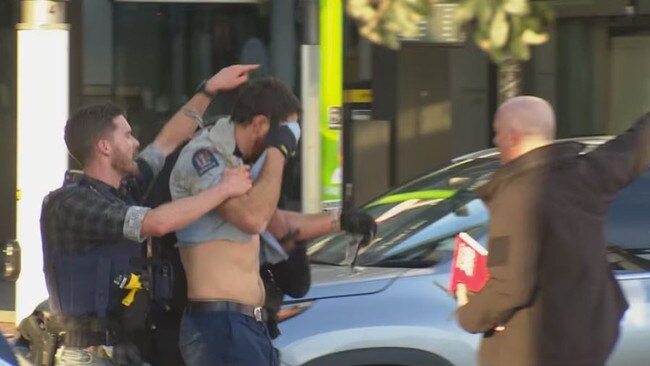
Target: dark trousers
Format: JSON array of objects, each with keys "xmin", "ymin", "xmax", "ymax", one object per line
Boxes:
[
  {"xmin": 140, "ymin": 312, "xmax": 185, "ymax": 366},
  {"xmin": 179, "ymin": 310, "xmax": 278, "ymax": 366}
]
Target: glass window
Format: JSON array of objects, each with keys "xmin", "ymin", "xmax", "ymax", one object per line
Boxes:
[
  {"xmin": 309, "ymin": 149, "xmax": 650, "ymax": 273},
  {"xmin": 100, "ymin": 2, "xmax": 301, "ymax": 203},
  {"xmin": 110, "ymin": 3, "xmax": 270, "ymax": 145},
  {"xmin": 308, "ymin": 157, "xmax": 498, "ymax": 267},
  {"xmin": 606, "ymin": 170, "xmax": 650, "ymax": 271}
]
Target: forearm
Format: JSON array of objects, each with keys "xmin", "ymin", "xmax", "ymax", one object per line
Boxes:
[
  {"xmin": 142, "ymin": 183, "xmax": 230, "ymax": 237},
  {"xmin": 217, "ymin": 148, "xmax": 286, "ymax": 233},
  {"xmin": 281, "ymin": 210, "xmax": 336, "ymax": 241},
  {"xmin": 152, "ymin": 93, "xmax": 213, "ymax": 156},
  {"xmin": 456, "ymin": 281, "xmax": 518, "ymax": 333}
]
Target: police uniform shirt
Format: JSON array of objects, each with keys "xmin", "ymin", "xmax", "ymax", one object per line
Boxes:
[{"xmin": 169, "ymin": 118, "xmax": 253, "ymax": 246}]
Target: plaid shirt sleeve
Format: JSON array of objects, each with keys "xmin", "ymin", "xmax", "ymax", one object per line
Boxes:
[
  {"xmin": 125, "ymin": 144, "xmax": 167, "ymax": 204},
  {"xmin": 57, "ymin": 187, "xmax": 130, "ymax": 245}
]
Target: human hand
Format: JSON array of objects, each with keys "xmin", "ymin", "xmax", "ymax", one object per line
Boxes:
[
  {"xmin": 339, "ymin": 209, "xmax": 377, "ymax": 242},
  {"xmin": 206, "ymin": 64, "xmax": 260, "ymax": 94},
  {"xmin": 456, "ymin": 283, "xmax": 469, "ymax": 306},
  {"xmin": 266, "ymin": 124, "xmax": 299, "ymax": 159},
  {"xmin": 221, "ymin": 165, "xmax": 252, "ymax": 197}
]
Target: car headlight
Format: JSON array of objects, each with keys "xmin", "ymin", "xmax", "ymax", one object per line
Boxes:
[{"xmin": 278, "ymin": 301, "xmax": 315, "ymax": 322}]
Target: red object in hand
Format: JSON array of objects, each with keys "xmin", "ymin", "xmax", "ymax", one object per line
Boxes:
[{"xmin": 448, "ymin": 232, "xmax": 489, "ymax": 293}]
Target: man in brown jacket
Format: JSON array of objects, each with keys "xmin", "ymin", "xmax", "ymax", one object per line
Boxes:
[{"xmin": 456, "ymin": 96, "xmax": 650, "ymax": 366}]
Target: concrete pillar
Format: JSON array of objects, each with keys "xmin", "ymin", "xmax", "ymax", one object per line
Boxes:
[{"xmin": 16, "ymin": 0, "xmax": 69, "ymax": 323}]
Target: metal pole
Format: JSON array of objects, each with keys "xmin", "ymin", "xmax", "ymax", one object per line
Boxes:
[{"xmin": 301, "ymin": 0, "xmax": 321, "ymax": 213}]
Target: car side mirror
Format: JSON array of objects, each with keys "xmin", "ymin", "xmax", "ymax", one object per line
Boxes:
[{"xmin": 1, "ymin": 240, "xmax": 21, "ymax": 282}]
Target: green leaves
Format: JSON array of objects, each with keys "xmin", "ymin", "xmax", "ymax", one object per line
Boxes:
[
  {"xmin": 455, "ymin": 0, "xmax": 554, "ymax": 64},
  {"xmin": 503, "ymin": 0, "xmax": 529, "ymax": 15},
  {"xmin": 490, "ymin": 9, "xmax": 509, "ymax": 48},
  {"xmin": 346, "ymin": 0, "xmax": 430, "ymax": 49}
]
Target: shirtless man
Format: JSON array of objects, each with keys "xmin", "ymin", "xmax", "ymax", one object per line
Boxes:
[
  {"xmin": 169, "ymin": 77, "xmax": 302, "ymax": 365},
  {"xmin": 169, "ymin": 77, "xmax": 376, "ymax": 365}
]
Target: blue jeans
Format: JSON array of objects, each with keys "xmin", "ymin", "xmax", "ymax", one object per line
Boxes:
[{"xmin": 179, "ymin": 310, "xmax": 279, "ymax": 366}]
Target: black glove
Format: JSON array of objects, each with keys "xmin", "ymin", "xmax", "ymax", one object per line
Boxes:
[
  {"xmin": 340, "ymin": 209, "xmax": 377, "ymax": 242},
  {"xmin": 266, "ymin": 124, "xmax": 298, "ymax": 158}
]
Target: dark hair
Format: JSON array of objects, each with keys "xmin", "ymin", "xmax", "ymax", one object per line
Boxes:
[
  {"xmin": 231, "ymin": 78, "xmax": 301, "ymax": 126},
  {"xmin": 64, "ymin": 103, "xmax": 125, "ymax": 165}
]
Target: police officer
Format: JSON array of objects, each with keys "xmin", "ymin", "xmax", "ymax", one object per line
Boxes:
[{"xmin": 40, "ymin": 65, "xmax": 257, "ymax": 366}]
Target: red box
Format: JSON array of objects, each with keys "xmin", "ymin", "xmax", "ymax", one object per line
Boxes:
[{"xmin": 448, "ymin": 232, "xmax": 489, "ymax": 293}]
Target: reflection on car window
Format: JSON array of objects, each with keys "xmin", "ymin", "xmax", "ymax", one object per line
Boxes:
[
  {"xmin": 308, "ymin": 158, "xmax": 498, "ymax": 267},
  {"xmin": 309, "ymin": 156, "xmax": 650, "ymax": 271},
  {"xmin": 606, "ymin": 170, "xmax": 650, "ymax": 271}
]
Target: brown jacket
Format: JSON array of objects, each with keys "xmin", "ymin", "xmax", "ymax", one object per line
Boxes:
[{"xmin": 457, "ymin": 113, "xmax": 650, "ymax": 366}]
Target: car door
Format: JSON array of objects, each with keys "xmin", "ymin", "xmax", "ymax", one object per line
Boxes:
[{"xmin": 605, "ymin": 171, "xmax": 650, "ymax": 366}]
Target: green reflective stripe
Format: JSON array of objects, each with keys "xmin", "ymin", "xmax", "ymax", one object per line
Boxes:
[{"xmin": 365, "ymin": 190, "xmax": 457, "ymax": 208}]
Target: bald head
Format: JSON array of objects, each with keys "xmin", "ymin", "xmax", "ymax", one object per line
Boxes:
[
  {"xmin": 492, "ymin": 96, "xmax": 557, "ymax": 164},
  {"xmin": 495, "ymin": 96, "xmax": 556, "ymax": 139}
]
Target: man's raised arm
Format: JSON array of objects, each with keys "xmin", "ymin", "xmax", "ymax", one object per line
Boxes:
[
  {"xmin": 586, "ymin": 112, "xmax": 650, "ymax": 195},
  {"xmin": 152, "ymin": 64, "xmax": 259, "ymax": 156}
]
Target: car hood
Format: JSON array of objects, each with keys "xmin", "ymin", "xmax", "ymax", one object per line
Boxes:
[{"xmin": 285, "ymin": 264, "xmax": 411, "ymax": 302}]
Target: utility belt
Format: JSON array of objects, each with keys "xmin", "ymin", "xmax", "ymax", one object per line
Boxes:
[
  {"xmin": 45, "ymin": 315, "xmax": 123, "ymax": 347},
  {"xmin": 135, "ymin": 240, "xmax": 176, "ymax": 308},
  {"xmin": 23, "ymin": 314, "xmax": 125, "ymax": 366}
]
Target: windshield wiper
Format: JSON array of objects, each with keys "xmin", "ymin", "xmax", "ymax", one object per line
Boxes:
[
  {"xmin": 370, "ymin": 259, "xmax": 437, "ymax": 268},
  {"xmin": 309, "ymin": 258, "xmax": 340, "ymax": 266},
  {"xmin": 607, "ymin": 245, "xmax": 650, "ymax": 271}
]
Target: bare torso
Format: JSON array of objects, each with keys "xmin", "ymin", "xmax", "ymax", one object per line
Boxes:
[{"xmin": 179, "ymin": 236, "xmax": 264, "ymax": 306}]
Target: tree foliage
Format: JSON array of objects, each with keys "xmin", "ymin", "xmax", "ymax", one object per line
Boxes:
[
  {"xmin": 346, "ymin": 0, "xmax": 431, "ymax": 49},
  {"xmin": 347, "ymin": 0, "xmax": 555, "ymax": 62},
  {"xmin": 455, "ymin": 0, "xmax": 554, "ymax": 63}
]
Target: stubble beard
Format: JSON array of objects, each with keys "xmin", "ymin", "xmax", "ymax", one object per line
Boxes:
[{"xmin": 112, "ymin": 149, "xmax": 140, "ymax": 177}]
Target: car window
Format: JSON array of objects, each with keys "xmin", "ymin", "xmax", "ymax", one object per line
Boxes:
[
  {"xmin": 606, "ymin": 170, "xmax": 650, "ymax": 272},
  {"xmin": 309, "ymin": 153, "xmax": 650, "ymax": 272},
  {"xmin": 308, "ymin": 158, "xmax": 498, "ymax": 267}
]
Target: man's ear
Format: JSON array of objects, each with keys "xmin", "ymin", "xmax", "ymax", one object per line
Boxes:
[
  {"xmin": 96, "ymin": 139, "xmax": 111, "ymax": 157},
  {"xmin": 251, "ymin": 115, "xmax": 270, "ymax": 136}
]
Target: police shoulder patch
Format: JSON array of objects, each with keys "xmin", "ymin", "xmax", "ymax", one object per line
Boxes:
[{"xmin": 192, "ymin": 148, "xmax": 219, "ymax": 176}]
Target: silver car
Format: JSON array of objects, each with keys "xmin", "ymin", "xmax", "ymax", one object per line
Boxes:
[{"xmin": 275, "ymin": 138, "xmax": 650, "ymax": 366}]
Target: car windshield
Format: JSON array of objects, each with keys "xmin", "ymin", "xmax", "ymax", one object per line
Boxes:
[
  {"xmin": 308, "ymin": 154, "xmax": 650, "ymax": 271},
  {"xmin": 308, "ymin": 157, "xmax": 500, "ymax": 267}
]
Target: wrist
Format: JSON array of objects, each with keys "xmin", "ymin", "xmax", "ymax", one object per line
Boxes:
[
  {"xmin": 195, "ymin": 79, "xmax": 217, "ymax": 99},
  {"xmin": 330, "ymin": 209, "xmax": 342, "ymax": 231}
]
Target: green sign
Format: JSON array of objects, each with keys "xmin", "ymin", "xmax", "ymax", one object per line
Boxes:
[{"xmin": 320, "ymin": 0, "xmax": 342, "ymax": 211}]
